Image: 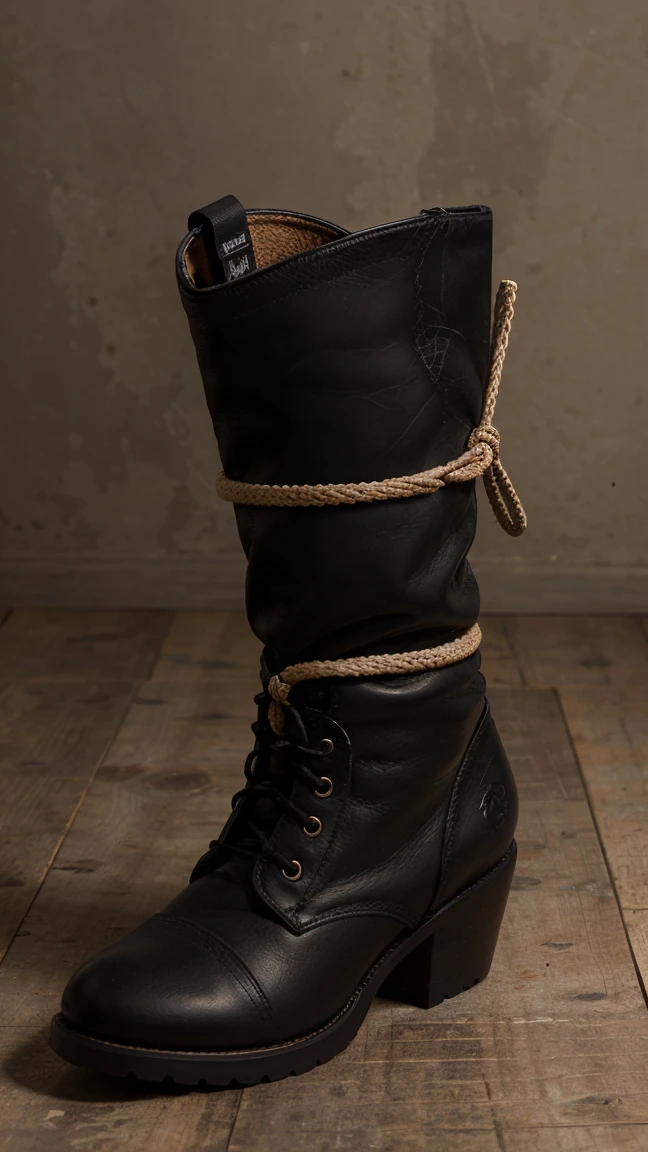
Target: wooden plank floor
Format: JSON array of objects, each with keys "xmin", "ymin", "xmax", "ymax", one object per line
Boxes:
[{"xmin": 1, "ymin": 610, "xmax": 648, "ymax": 1150}]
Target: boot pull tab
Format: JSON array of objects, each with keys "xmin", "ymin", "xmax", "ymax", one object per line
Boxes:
[{"xmin": 188, "ymin": 195, "xmax": 257, "ymax": 284}]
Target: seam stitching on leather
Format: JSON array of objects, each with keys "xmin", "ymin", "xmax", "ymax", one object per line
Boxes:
[
  {"xmin": 152, "ymin": 914, "xmax": 280, "ymax": 1034},
  {"xmin": 179, "ymin": 215, "xmax": 431, "ymax": 305},
  {"xmin": 58, "ymin": 844, "xmax": 515, "ymax": 1062},
  {"xmin": 297, "ymin": 901, "xmax": 417, "ymax": 931},
  {"xmin": 182, "ymin": 236, "xmax": 417, "ymax": 328},
  {"xmin": 437, "ymin": 701, "xmax": 490, "ymax": 901},
  {"xmin": 413, "ymin": 214, "xmax": 450, "ymax": 402},
  {"xmin": 179, "ymin": 208, "xmax": 486, "ymax": 306}
]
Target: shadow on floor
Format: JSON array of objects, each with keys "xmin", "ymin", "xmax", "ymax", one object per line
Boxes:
[{"xmin": 3, "ymin": 1027, "xmax": 231, "ymax": 1101}]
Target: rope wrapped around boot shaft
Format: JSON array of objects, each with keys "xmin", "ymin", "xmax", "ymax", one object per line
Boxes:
[
  {"xmin": 267, "ymin": 622, "xmax": 482, "ymax": 735},
  {"xmin": 216, "ymin": 281, "xmax": 527, "ymax": 539}
]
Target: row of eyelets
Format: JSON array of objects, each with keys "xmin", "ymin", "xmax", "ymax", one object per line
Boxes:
[
  {"xmin": 281, "ymin": 738, "xmax": 335, "ymax": 881},
  {"xmin": 316, "ymin": 738, "xmax": 334, "ymax": 798}
]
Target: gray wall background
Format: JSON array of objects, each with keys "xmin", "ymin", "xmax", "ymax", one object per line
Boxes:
[{"xmin": 2, "ymin": 0, "xmax": 647, "ymax": 611}]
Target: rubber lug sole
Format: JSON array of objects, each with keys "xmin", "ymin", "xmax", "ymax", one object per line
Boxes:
[{"xmin": 49, "ymin": 841, "xmax": 516, "ymax": 1087}]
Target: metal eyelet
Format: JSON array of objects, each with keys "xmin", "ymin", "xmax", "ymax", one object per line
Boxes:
[
  {"xmin": 304, "ymin": 816, "xmax": 322, "ymax": 838},
  {"xmin": 282, "ymin": 859, "xmax": 302, "ymax": 882},
  {"xmin": 320, "ymin": 738, "xmax": 334, "ymax": 754},
  {"xmin": 315, "ymin": 776, "xmax": 333, "ymax": 799}
]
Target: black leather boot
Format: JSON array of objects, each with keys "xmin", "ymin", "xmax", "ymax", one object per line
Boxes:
[{"xmin": 50, "ymin": 198, "xmax": 525, "ymax": 1086}]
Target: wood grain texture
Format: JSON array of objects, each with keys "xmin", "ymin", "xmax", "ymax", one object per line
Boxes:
[
  {"xmin": 151, "ymin": 610, "xmax": 262, "ymax": 683},
  {"xmin": 479, "ymin": 617, "xmax": 523, "ymax": 686},
  {"xmin": 0, "ymin": 680, "xmax": 133, "ymax": 961},
  {"xmin": 560, "ymin": 683, "xmax": 648, "ymax": 992},
  {"xmin": 0, "ymin": 1028, "xmax": 239, "ymax": 1152},
  {"xmin": 504, "ymin": 1132, "xmax": 648, "ymax": 1152},
  {"xmin": 228, "ymin": 688, "xmax": 648, "ymax": 1150},
  {"xmin": 506, "ymin": 616, "xmax": 648, "ymax": 1008},
  {"xmin": 0, "ymin": 610, "xmax": 172, "ymax": 967},
  {"xmin": 495, "ymin": 616, "xmax": 648, "ymax": 688},
  {"xmin": 0, "ymin": 676, "xmax": 250, "ymax": 1146},
  {"xmin": 1, "ymin": 612, "xmax": 647, "ymax": 1151},
  {"xmin": 0, "ymin": 609, "xmax": 172, "ymax": 680}
]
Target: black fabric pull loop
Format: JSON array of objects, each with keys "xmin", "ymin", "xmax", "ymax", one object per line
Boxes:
[{"xmin": 188, "ymin": 195, "xmax": 257, "ymax": 283}]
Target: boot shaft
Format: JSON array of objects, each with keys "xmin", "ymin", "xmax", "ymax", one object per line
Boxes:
[
  {"xmin": 52, "ymin": 200, "xmax": 521, "ymax": 1086},
  {"xmin": 177, "ymin": 203, "xmax": 493, "ymax": 667}
]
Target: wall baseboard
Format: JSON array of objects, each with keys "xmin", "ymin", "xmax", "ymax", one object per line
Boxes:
[
  {"xmin": 0, "ymin": 556, "xmax": 646, "ymax": 613},
  {"xmin": 476, "ymin": 562, "xmax": 647, "ymax": 614}
]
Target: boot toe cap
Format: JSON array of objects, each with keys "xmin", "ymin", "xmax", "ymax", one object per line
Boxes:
[{"xmin": 61, "ymin": 915, "xmax": 278, "ymax": 1051}]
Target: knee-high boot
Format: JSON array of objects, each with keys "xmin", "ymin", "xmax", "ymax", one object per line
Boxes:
[{"xmin": 51, "ymin": 196, "xmax": 525, "ymax": 1086}]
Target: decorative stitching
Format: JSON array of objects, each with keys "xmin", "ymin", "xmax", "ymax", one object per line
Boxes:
[
  {"xmin": 413, "ymin": 212, "xmax": 451, "ymax": 400},
  {"xmin": 180, "ymin": 213, "xmax": 434, "ymax": 309},
  {"xmin": 295, "ymin": 900, "xmax": 419, "ymax": 932},
  {"xmin": 437, "ymin": 701, "xmax": 490, "ymax": 901},
  {"xmin": 182, "ymin": 242, "xmax": 412, "ymax": 329},
  {"xmin": 214, "ymin": 282, "xmax": 524, "ymax": 543},
  {"xmin": 152, "ymin": 914, "xmax": 280, "ymax": 1035},
  {"xmin": 59, "ymin": 844, "xmax": 515, "ymax": 1059}
]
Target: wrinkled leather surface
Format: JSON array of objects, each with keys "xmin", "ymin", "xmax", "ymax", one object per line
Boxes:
[
  {"xmin": 254, "ymin": 657, "xmax": 485, "ymax": 930},
  {"xmin": 434, "ymin": 704, "xmax": 518, "ymax": 908},
  {"xmin": 61, "ymin": 885, "xmax": 400, "ymax": 1049},
  {"xmin": 178, "ymin": 206, "xmax": 493, "ymax": 667},
  {"xmin": 59, "ymin": 203, "xmax": 519, "ymax": 1056},
  {"xmin": 61, "ymin": 661, "xmax": 517, "ymax": 1050}
]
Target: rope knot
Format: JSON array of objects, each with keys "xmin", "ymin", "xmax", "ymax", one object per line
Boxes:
[
  {"xmin": 268, "ymin": 675, "xmax": 291, "ymax": 735},
  {"xmin": 213, "ymin": 279, "xmax": 526, "ymax": 539},
  {"xmin": 268, "ymin": 675, "xmax": 291, "ymax": 707},
  {"xmin": 468, "ymin": 423, "xmax": 500, "ymax": 455}
]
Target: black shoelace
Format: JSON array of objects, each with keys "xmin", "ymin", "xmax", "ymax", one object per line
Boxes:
[{"xmin": 208, "ymin": 693, "xmax": 331, "ymax": 877}]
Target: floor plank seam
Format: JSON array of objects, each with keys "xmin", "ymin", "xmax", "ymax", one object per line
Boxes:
[
  {"xmin": 500, "ymin": 618, "xmax": 528, "ymax": 687},
  {"xmin": 145, "ymin": 608, "xmax": 178, "ymax": 679},
  {"xmin": 0, "ymin": 673, "xmax": 159, "ymax": 970},
  {"xmin": 226, "ymin": 1090, "xmax": 245, "ymax": 1149},
  {"xmin": 554, "ymin": 685, "xmax": 648, "ymax": 1012}
]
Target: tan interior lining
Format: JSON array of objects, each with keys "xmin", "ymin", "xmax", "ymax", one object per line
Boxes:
[
  {"xmin": 184, "ymin": 211, "xmax": 342, "ymax": 287},
  {"xmin": 248, "ymin": 212, "xmax": 341, "ymax": 269}
]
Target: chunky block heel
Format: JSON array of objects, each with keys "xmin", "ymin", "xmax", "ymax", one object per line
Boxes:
[{"xmin": 380, "ymin": 842, "xmax": 516, "ymax": 1009}]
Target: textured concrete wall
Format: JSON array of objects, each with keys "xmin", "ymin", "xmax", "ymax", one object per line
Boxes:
[{"xmin": 2, "ymin": 0, "xmax": 647, "ymax": 610}]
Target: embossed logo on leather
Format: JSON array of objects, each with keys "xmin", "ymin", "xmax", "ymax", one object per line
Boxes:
[{"xmin": 480, "ymin": 783, "xmax": 508, "ymax": 830}]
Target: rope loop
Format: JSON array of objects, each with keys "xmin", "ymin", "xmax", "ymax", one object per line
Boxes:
[
  {"xmin": 214, "ymin": 281, "xmax": 526, "ymax": 538},
  {"xmin": 468, "ymin": 423, "xmax": 500, "ymax": 454},
  {"xmin": 266, "ymin": 623, "xmax": 482, "ymax": 735}
]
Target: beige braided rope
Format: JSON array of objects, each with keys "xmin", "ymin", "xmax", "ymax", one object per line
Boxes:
[
  {"xmin": 216, "ymin": 280, "xmax": 526, "ymax": 538},
  {"xmin": 267, "ymin": 622, "xmax": 482, "ymax": 735}
]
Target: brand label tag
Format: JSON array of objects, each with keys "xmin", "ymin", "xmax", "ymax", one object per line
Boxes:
[{"xmin": 188, "ymin": 195, "xmax": 257, "ymax": 284}]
